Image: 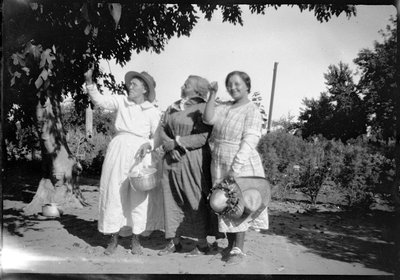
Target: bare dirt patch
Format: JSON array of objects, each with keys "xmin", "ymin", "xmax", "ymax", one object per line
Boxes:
[{"xmin": 2, "ymin": 162, "xmax": 396, "ymax": 277}]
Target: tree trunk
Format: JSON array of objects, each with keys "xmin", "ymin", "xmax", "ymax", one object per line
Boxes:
[
  {"xmin": 394, "ymin": 11, "xmax": 400, "ymax": 279},
  {"xmin": 23, "ymin": 96, "xmax": 89, "ymax": 216}
]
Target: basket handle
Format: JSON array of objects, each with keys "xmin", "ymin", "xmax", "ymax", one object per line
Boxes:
[{"xmin": 128, "ymin": 155, "xmax": 145, "ymax": 175}]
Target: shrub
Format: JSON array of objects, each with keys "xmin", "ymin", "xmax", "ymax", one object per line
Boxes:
[
  {"xmin": 257, "ymin": 131, "xmax": 394, "ymax": 206},
  {"xmin": 295, "ymin": 137, "xmax": 337, "ymax": 204},
  {"xmin": 331, "ymin": 142, "xmax": 392, "ymax": 207},
  {"xmin": 6, "ymin": 125, "xmax": 40, "ymax": 161},
  {"xmin": 258, "ymin": 130, "xmax": 304, "ymax": 200},
  {"xmin": 67, "ymin": 129, "xmax": 111, "ymax": 175}
]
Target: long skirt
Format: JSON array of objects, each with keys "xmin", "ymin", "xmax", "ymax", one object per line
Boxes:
[
  {"xmin": 98, "ymin": 133, "xmax": 164, "ymax": 236},
  {"xmin": 162, "ymin": 148, "xmax": 212, "ymax": 240}
]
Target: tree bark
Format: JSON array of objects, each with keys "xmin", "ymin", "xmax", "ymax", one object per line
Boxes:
[
  {"xmin": 23, "ymin": 96, "xmax": 88, "ymax": 216},
  {"xmin": 393, "ymin": 10, "xmax": 400, "ymax": 279}
]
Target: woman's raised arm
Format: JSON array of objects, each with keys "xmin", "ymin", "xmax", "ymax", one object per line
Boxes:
[{"xmin": 203, "ymin": 81, "xmax": 218, "ymax": 123}]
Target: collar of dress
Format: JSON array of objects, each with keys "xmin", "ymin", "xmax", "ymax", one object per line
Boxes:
[
  {"xmin": 124, "ymin": 98, "xmax": 154, "ymax": 109},
  {"xmin": 171, "ymin": 97, "xmax": 205, "ymax": 111}
]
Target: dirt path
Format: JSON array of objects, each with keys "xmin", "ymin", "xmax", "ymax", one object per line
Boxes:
[{"xmin": 2, "ymin": 169, "xmax": 396, "ymax": 276}]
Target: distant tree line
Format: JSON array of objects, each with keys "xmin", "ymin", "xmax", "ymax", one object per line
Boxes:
[{"xmin": 293, "ymin": 17, "xmax": 396, "ymax": 144}]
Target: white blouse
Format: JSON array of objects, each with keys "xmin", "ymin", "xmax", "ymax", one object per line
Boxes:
[{"xmin": 86, "ymin": 84, "xmax": 161, "ymax": 148}]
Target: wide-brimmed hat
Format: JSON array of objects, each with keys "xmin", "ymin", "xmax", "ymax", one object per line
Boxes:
[
  {"xmin": 124, "ymin": 71, "xmax": 156, "ymax": 102},
  {"xmin": 209, "ymin": 176, "xmax": 271, "ymax": 225}
]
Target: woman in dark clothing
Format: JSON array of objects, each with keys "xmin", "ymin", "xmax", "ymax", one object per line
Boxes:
[{"xmin": 158, "ymin": 75, "xmax": 215, "ymax": 257}]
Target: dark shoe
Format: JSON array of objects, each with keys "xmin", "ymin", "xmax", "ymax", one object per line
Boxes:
[
  {"xmin": 221, "ymin": 246, "xmax": 232, "ymax": 257},
  {"xmin": 158, "ymin": 242, "xmax": 182, "ymax": 256},
  {"xmin": 185, "ymin": 245, "xmax": 210, "ymax": 258},
  {"xmin": 131, "ymin": 235, "xmax": 142, "ymax": 255},
  {"xmin": 224, "ymin": 247, "xmax": 245, "ymax": 266},
  {"xmin": 104, "ymin": 234, "xmax": 119, "ymax": 255}
]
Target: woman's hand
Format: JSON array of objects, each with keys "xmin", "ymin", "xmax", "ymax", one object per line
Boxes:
[
  {"xmin": 169, "ymin": 150, "xmax": 182, "ymax": 162},
  {"xmin": 228, "ymin": 169, "xmax": 239, "ymax": 181},
  {"xmin": 163, "ymin": 139, "xmax": 177, "ymax": 153},
  {"xmin": 208, "ymin": 81, "xmax": 218, "ymax": 94},
  {"xmin": 137, "ymin": 142, "xmax": 151, "ymax": 158},
  {"xmin": 84, "ymin": 64, "xmax": 94, "ymax": 85}
]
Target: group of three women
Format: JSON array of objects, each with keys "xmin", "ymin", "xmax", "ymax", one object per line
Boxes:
[{"xmin": 83, "ymin": 68, "xmax": 268, "ymax": 266}]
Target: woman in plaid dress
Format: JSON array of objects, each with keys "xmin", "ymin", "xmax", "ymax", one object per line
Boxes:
[{"xmin": 203, "ymin": 71, "xmax": 269, "ymax": 266}]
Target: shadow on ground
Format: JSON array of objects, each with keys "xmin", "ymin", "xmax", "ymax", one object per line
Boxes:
[
  {"xmin": 262, "ymin": 204, "xmax": 395, "ymax": 273},
  {"xmin": 3, "ymin": 161, "xmax": 396, "ymax": 273}
]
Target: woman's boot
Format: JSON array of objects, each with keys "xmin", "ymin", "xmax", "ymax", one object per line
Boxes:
[
  {"xmin": 221, "ymin": 232, "xmax": 236, "ymax": 257},
  {"xmin": 104, "ymin": 233, "xmax": 119, "ymax": 255},
  {"xmin": 225, "ymin": 232, "xmax": 245, "ymax": 266},
  {"xmin": 131, "ymin": 234, "xmax": 142, "ymax": 255}
]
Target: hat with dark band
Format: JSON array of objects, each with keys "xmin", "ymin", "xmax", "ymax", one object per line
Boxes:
[
  {"xmin": 209, "ymin": 176, "xmax": 271, "ymax": 225},
  {"xmin": 124, "ymin": 71, "xmax": 156, "ymax": 102}
]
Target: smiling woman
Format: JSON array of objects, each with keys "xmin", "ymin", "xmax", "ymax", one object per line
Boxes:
[{"xmin": 203, "ymin": 71, "xmax": 268, "ymax": 266}]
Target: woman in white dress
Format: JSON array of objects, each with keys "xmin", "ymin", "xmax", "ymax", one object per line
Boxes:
[{"xmin": 84, "ymin": 67, "xmax": 163, "ymax": 255}]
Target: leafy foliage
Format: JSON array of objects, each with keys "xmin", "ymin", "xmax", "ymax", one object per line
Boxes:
[
  {"xmin": 251, "ymin": 92, "xmax": 268, "ymax": 130},
  {"xmin": 353, "ymin": 16, "xmax": 397, "ymax": 142},
  {"xmin": 257, "ymin": 130, "xmax": 305, "ymax": 200},
  {"xmin": 298, "ymin": 62, "xmax": 367, "ymax": 142},
  {"xmin": 258, "ymin": 129, "xmax": 394, "ymax": 206},
  {"xmin": 4, "ymin": 2, "xmax": 357, "ymax": 123},
  {"xmin": 61, "ymin": 101, "xmax": 116, "ymax": 137}
]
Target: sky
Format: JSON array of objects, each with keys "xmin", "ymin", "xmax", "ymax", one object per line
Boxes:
[{"xmin": 99, "ymin": 4, "xmax": 396, "ymax": 121}]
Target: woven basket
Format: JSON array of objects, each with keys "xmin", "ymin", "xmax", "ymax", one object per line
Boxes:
[{"xmin": 129, "ymin": 166, "xmax": 158, "ymax": 191}]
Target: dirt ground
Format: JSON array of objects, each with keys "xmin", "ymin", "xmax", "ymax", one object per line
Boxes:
[{"xmin": 1, "ymin": 162, "xmax": 397, "ymax": 278}]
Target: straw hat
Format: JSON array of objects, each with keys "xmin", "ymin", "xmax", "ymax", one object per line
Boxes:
[
  {"xmin": 124, "ymin": 71, "xmax": 156, "ymax": 102},
  {"xmin": 209, "ymin": 176, "xmax": 271, "ymax": 224}
]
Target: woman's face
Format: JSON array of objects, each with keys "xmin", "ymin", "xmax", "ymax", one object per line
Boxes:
[
  {"xmin": 181, "ymin": 78, "xmax": 197, "ymax": 99},
  {"xmin": 226, "ymin": 74, "xmax": 249, "ymax": 101},
  {"xmin": 127, "ymin": 78, "xmax": 146, "ymax": 102}
]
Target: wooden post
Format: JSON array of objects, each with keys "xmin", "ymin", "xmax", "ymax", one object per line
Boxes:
[
  {"xmin": 267, "ymin": 62, "xmax": 278, "ymax": 133},
  {"xmin": 85, "ymin": 105, "xmax": 93, "ymax": 139}
]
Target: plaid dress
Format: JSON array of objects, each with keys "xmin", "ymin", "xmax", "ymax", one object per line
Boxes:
[{"xmin": 206, "ymin": 101, "xmax": 269, "ymax": 232}]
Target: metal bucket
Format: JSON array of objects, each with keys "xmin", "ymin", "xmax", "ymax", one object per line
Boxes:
[
  {"xmin": 129, "ymin": 166, "xmax": 158, "ymax": 192},
  {"xmin": 42, "ymin": 203, "xmax": 63, "ymax": 217}
]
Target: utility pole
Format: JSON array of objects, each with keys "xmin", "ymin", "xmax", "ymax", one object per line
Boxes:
[{"xmin": 267, "ymin": 62, "xmax": 279, "ymax": 133}]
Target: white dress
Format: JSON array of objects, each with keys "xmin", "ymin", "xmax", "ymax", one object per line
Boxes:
[{"xmin": 87, "ymin": 85, "xmax": 164, "ymax": 236}]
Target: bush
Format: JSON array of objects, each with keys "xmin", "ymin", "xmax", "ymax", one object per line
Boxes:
[
  {"xmin": 6, "ymin": 125, "xmax": 41, "ymax": 161},
  {"xmin": 258, "ymin": 131, "xmax": 394, "ymax": 207},
  {"xmin": 66, "ymin": 129, "xmax": 111, "ymax": 175},
  {"xmin": 331, "ymin": 139, "xmax": 394, "ymax": 207},
  {"xmin": 258, "ymin": 130, "xmax": 304, "ymax": 200}
]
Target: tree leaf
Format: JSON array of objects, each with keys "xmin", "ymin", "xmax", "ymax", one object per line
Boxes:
[
  {"xmin": 22, "ymin": 67, "xmax": 30, "ymax": 75},
  {"xmin": 92, "ymin": 27, "xmax": 98, "ymax": 38},
  {"xmin": 30, "ymin": 3, "xmax": 38, "ymax": 10},
  {"xmin": 43, "ymin": 78, "xmax": 51, "ymax": 90},
  {"xmin": 10, "ymin": 71, "xmax": 21, "ymax": 86},
  {"xmin": 84, "ymin": 24, "xmax": 91, "ymax": 35},
  {"xmin": 24, "ymin": 41, "xmax": 35, "ymax": 55},
  {"xmin": 33, "ymin": 45, "xmax": 42, "ymax": 60},
  {"xmin": 40, "ymin": 69, "xmax": 49, "ymax": 81},
  {"xmin": 108, "ymin": 3, "xmax": 122, "ymax": 29},
  {"xmin": 11, "ymin": 53, "xmax": 20, "ymax": 65},
  {"xmin": 81, "ymin": 3, "xmax": 90, "ymax": 23},
  {"xmin": 35, "ymin": 76, "xmax": 43, "ymax": 89}
]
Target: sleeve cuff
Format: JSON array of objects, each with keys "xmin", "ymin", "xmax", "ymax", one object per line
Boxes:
[{"xmin": 231, "ymin": 163, "xmax": 243, "ymax": 174}]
